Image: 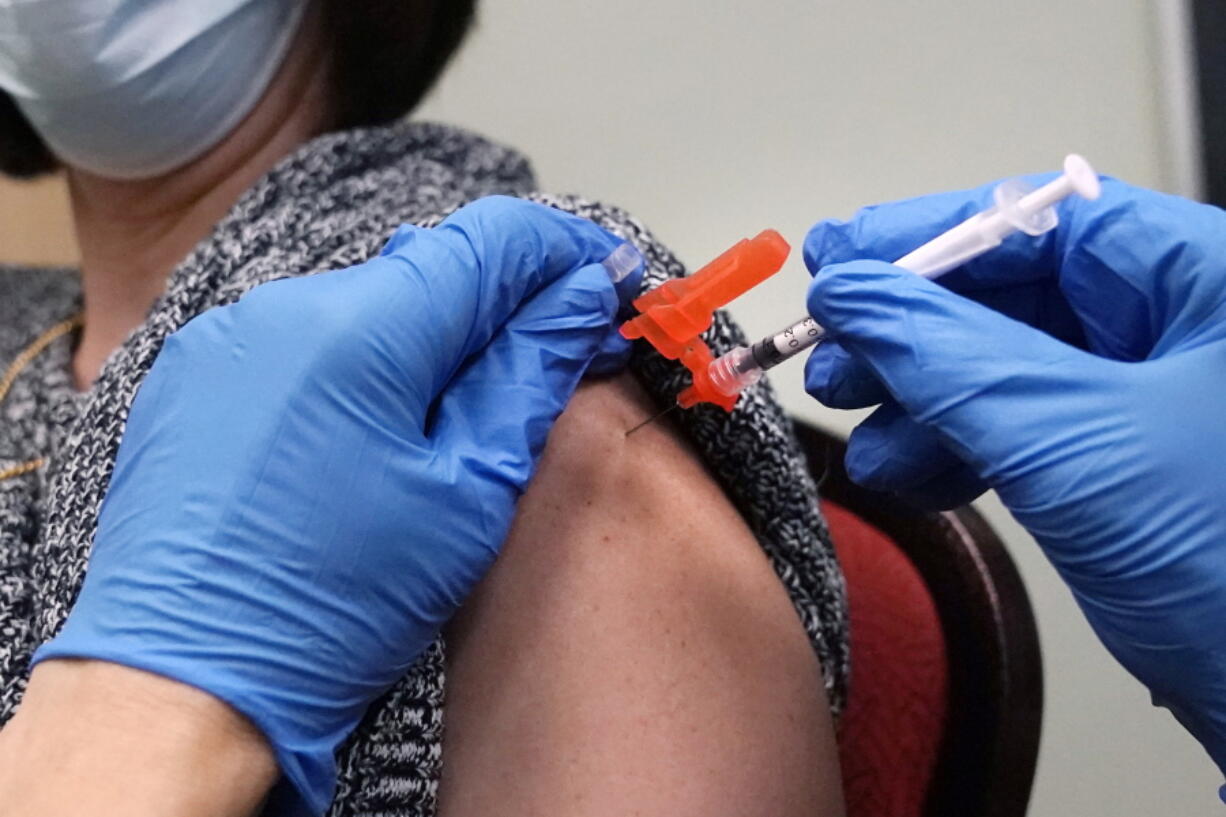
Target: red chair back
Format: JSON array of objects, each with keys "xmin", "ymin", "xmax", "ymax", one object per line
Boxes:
[
  {"xmin": 793, "ymin": 421, "xmax": 1042, "ymax": 817},
  {"xmin": 826, "ymin": 499, "xmax": 948, "ymax": 817}
]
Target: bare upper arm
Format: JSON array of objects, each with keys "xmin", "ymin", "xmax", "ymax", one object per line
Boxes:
[{"xmin": 439, "ymin": 373, "xmax": 844, "ymax": 816}]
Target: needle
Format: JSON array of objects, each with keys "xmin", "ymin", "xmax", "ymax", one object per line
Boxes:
[{"xmin": 624, "ymin": 404, "xmax": 678, "ymax": 437}]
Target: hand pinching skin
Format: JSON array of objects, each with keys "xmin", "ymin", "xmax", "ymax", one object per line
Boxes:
[{"xmin": 33, "ymin": 196, "xmax": 642, "ymax": 814}]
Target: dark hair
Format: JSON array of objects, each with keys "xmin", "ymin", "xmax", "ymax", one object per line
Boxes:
[{"xmin": 0, "ymin": 0, "xmax": 478, "ymax": 178}]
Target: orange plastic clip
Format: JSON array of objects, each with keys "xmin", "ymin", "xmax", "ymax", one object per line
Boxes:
[{"xmin": 619, "ymin": 229, "xmax": 790, "ymax": 411}]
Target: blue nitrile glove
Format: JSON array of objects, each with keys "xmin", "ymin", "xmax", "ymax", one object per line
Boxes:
[
  {"xmin": 32, "ymin": 196, "xmax": 643, "ymax": 816},
  {"xmin": 802, "ymin": 178, "xmax": 1226, "ymax": 797}
]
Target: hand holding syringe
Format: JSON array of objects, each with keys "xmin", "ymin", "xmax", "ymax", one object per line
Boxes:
[{"xmin": 706, "ymin": 154, "xmax": 1102, "ymax": 400}]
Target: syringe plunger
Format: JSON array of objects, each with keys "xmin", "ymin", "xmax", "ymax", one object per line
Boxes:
[{"xmin": 895, "ymin": 154, "xmax": 1100, "ymax": 279}]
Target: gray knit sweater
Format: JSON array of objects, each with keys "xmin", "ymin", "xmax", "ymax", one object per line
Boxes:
[{"xmin": 0, "ymin": 121, "xmax": 848, "ymax": 816}]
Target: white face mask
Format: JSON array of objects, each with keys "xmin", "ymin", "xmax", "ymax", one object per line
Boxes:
[{"xmin": 0, "ymin": 0, "xmax": 308, "ymax": 179}]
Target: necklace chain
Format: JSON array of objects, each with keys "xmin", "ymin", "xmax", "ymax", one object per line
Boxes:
[{"xmin": 0, "ymin": 314, "xmax": 83, "ymax": 482}]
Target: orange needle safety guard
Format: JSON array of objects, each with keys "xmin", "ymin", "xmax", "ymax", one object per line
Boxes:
[{"xmin": 619, "ymin": 229, "xmax": 790, "ymax": 411}]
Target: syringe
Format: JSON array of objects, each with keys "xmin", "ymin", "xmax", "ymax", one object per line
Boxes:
[{"xmin": 707, "ymin": 154, "xmax": 1102, "ymax": 400}]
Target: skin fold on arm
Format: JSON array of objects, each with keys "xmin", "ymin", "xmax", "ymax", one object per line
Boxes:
[{"xmin": 440, "ymin": 373, "xmax": 845, "ymax": 817}]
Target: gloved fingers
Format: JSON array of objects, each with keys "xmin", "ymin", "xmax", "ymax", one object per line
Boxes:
[
  {"xmin": 806, "ymin": 278, "xmax": 1089, "ymax": 410},
  {"xmin": 586, "ymin": 329, "xmax": 634, "ymax": 377},
  {"xmin": 848, "ymin": 402, "xmax": 990, "ymax": 510},
  {"xmin": 430, "ymin": 260, "xmax": 619, "ymax": 506},
  {"xmin": 889, "ymin": 463, "xmax": 989, "ymax": 511},
  {"xmin": 844, "ymin": 401, "xmax": 965, "ymax": 489},
  {"xmin": 843, "ymin": 403, "xmax": 988, "ymax": 508},
  {"xmin": 964, "ymin": 279, "xmax": 1088, "ymax": 348},
  {"xmin": 804, "ymin": 338, "xmax": 890, "ymax": 409},
  {"xmin": 372, "ymin": 196, "xmax": 632, "ymax": 403},
  {"xmin": 808, "ymin": 258, "xmax": 1111, "ymax": 482}
]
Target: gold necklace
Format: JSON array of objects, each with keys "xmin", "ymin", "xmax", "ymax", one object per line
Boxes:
[{"xmin": 0, "ymin": 314, "xmax": 83, "ymax": 482}]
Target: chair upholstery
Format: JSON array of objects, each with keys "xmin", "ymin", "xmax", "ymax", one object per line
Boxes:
[
  {"xmin": 793, "ymin": 420, "xmax": 1042, "ymax": 817},
  {"xmin": 825, "ymin": 499, "xmax": 947, "ymax": 817}
]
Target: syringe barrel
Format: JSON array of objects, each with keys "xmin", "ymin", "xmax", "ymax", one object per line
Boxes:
[
  {"xmin": 749, "ymin": 316, "xmax": 825, "ymax": 371},
  {"xmin": 895, "ymin": 174, "xmax": 1067, "ymax": 278},
  {"xmin": 895, "ymin": 210, "xmax": 1008, "ymax": 279}
]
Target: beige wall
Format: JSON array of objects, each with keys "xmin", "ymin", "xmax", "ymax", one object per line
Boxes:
[{"xmin": 1, "ymin": 1, "xmax": 1219, "ymax": 812}]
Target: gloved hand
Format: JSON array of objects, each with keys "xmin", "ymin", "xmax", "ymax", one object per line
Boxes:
[
  {"xmin": 32, "ymin": 196, "xmax": 642, "ymax": 816},
  {"xmin": 802, "ymin": 178, "xmax": 1226, "ymax": 795}
]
